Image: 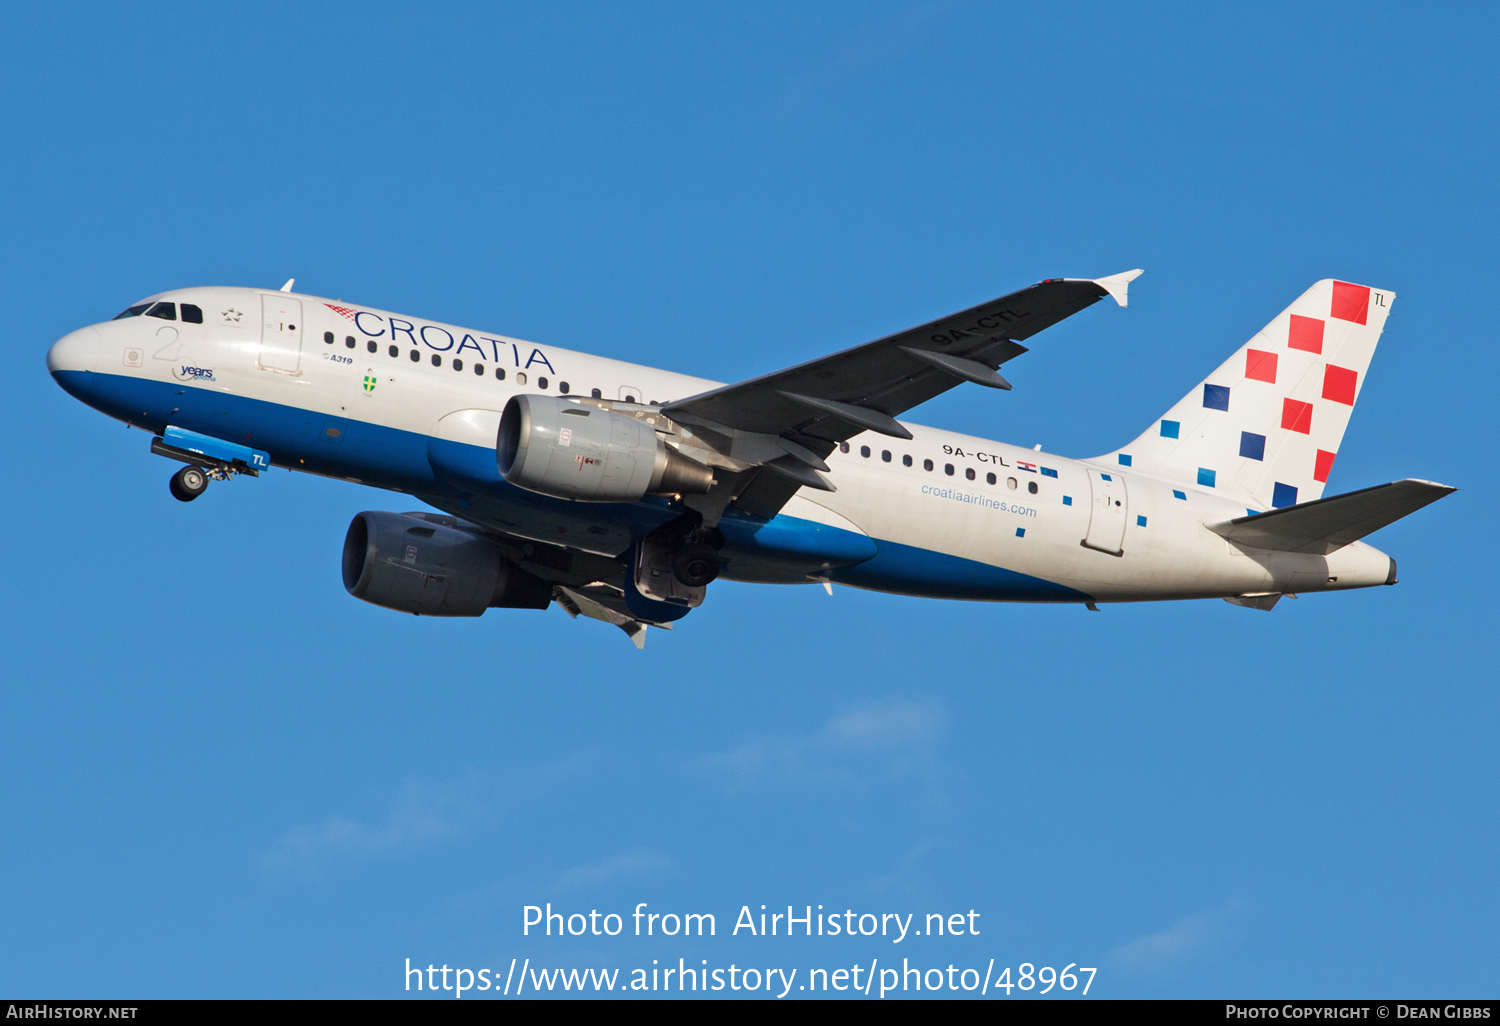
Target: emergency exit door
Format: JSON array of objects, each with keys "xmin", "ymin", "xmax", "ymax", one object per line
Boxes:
[
  {"xmin": 1083, "ymin": 468, "xmax": 1128, "ymax": 555},
  {"xmin": 259, "ymin": 295, "xmax": 303, "ymax": 373}
]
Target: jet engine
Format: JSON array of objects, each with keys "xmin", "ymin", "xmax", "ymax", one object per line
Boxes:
[
  {"xmin": 497, "ymin": 394, "xmax": 714, "ymax": 502},
  {"xmin": 341, "ymin": 511, "xmax": 552, "ymax": 616}
]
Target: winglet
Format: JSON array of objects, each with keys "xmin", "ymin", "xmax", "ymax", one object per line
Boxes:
[
  {"xmin": 1094, "ymin": 269, "xmax": 1144, "ymax": 307},
  {"xmin": 279, "ymin": 278, "xmax": 295, "ymax": 293}
]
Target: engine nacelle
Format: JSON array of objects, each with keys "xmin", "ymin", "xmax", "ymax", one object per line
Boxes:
[
  {"xmin": 497, "ymin": 394, "xmax": 714, "ymax": 502},
  {"xmin": 341, "ymin": 511, "xmax": 552, "ymax": 616}
]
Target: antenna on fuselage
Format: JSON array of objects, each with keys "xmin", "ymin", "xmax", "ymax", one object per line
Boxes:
[{"xmin": 279, "ymin": 278, "xmax": 295, "ymax": 293}]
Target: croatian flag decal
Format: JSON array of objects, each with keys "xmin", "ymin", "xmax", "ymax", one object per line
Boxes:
[{"xmin": 1017, "ymin": 461, "xmax": 1038, "ymax": 473}]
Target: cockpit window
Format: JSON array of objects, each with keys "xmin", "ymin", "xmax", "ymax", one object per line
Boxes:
[
  {"xmin": 112, "ymin": 304, "xmax": 150, "ymax": 320},
  {"xmin": 180, "ymin": 303, "xmax": 203, "ymax": 324},
  {"xmin": 145, "ymin": 302, "xmax": 177, "ymax": 320}
]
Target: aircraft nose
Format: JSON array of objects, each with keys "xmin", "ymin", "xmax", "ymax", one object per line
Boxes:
[
  {"xmin": 48, "ymin": 326, "xmax": 101, "ymax": 374},
  {"xmin": 48, "ymin": 326, "xmax": 101, "ymax": 399}
]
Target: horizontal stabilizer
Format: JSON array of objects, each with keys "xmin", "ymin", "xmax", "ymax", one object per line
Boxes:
[
  {"xmin": 1225, "ymin": 592, "xmax": 1282, "ymax": 611},
  {"xmin": 1207, "ymin": 478, "xmax": 1454, "ymax": 555}
]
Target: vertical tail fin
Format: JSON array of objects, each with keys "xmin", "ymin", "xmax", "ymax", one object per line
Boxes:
[{"xmin": 1095, "ymin": 279, "xmax": 1394, "ymax": 509}]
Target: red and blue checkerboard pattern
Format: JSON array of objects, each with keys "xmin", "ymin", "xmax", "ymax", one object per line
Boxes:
[{"xmin": 1104, "ymin": 279, "xmax": 1387, "ymax": 512}]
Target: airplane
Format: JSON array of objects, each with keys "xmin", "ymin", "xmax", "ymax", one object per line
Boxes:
[{"xmin": 46, "ymin": 271, "xmax": 1453, "ymax": 646}]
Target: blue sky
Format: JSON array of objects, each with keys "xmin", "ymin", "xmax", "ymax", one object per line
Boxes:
[{"xmin": 2, "ymin": 1, "xmax": 1496, "ymax": 999}]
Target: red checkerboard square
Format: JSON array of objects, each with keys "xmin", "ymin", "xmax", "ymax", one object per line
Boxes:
[
  {"xmin": 1314, "ymin": 449, "xmax": 1336, "ymax": 483},
  {"xmin": 1282, "ymin": 397, "xmax": 1313, "ymax": 434},
  {"xmin": 1245, "ymin": 348, "xmax": 1278, "ymax": 383},
  {"xmin": 1331, "ymin": 282, "xmax": 1370, "ymax": 325},
  {"xmin": 1288, "ymin": 315, "xmax": 1324, "ymax": 354},
  {"xmin": 1323, "ymin": 364, "xmax": 1357, "ymax": 405}
]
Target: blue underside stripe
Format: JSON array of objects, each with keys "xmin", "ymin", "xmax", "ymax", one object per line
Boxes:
[
  {"xmin": 828, "ymin": 538, "xmax": 1089, "ymax": 602},
  {"xmin": 56, "ymin": 369, "xmax": 1091, "ymax": 602}
]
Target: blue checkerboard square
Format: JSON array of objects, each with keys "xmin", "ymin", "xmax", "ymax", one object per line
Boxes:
[{"xmin": 1239, "ymin": 431, "xmax": 1266, "ymax": 461}]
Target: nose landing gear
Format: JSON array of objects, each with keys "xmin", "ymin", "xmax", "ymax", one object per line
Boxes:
[
  {"xmin": 169, "ymin": 465, "xmax": 209, "ymax": 502},
  {"xmin": 150, "ymin": 427, "xmax": 270, "ymax": 504}
]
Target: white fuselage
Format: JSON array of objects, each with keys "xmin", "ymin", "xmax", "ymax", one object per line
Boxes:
[{"xmin": 47, "ymin": 285, "xmax": 1395, "ymax": 605}]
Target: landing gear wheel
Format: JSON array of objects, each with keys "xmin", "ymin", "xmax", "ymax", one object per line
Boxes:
[
  {"xmin": 671, "ymin": 542, "xmax": 720, "ymax": 587},
  {"xmin": 169, "ymin": 465, "xmax": 209, "ymax": 502}
]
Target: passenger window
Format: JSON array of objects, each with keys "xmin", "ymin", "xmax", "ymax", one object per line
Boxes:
[
  {"xmin": 410, "ymin": 350, "xmax": 421, "ymax": 362},
  {"xmin": 903, "ymin": 455, "xmax": 912, "ymax": 467},
  {"xmin": 1028, "ymin": 481, "xmax": 1038, "ymax": 494},
  {"xmin": 966, "ymin": 468, "xmax": 975, "ymax": 480},
  {"xmin": 388, "ymin": 345, "xmax": 398, "ymax": 357},
  {"xmin": 839, "ymin": 442, "xmax": 850, "ymax": 454},
  {"xmin": 1007, "ymin": 477, "xmax": 1018, "ymax": 490},
  {"xmin": 882, "ymin": 450, "xmax": 891, "ymax": 462},
  {"xmin": 180, "ymin": 304, "xmax": 203, "ymax": 324},
  {"xmin": 432, "ymin": 355, "xmax": 442, "ymax": 366},
  {"xmin": 517, "ymin": 372, "xmax": 528, "ymax": 385},
  {"xmin": 538, "ymin": 377, "xmax": 548, "ymax": 389},
  {"xmin": 345, "ymin": 337, "xmax": 355, "ymax": 349},
  {"xmin": 591, "ymin": 388, "xmax": 601, "ymax": 398},
  {"xmin": 497, "ymin": 368, "xmax": 506, "ymax": 380},
  {"xmin": 324, "ymin": 331, "xmax": 334, "ymax": 344},
  {"xmin": 112, "ymin": 304, "xmax": 150, "ymax": 320},
  {"xmin": 559, "ymin": 381, "xmax": 570, "ymax": 394},
  {"xmin": 860, "ymin": 445, "xmax": 870, "ymax": 458},
  {"xmin": 624, "ymin": 393, "xmax": 634, "ymax": 402},
  {"xmin": 453, "ymin": 359, "xmax": 463, "ymax": 371},
  {"xmin": 923, "ymin": 459, "xmax": 933, "ymax": 471},
  {"xmin": 145, "ymin": 302, "xmax": 176, "ymax": 320},
  {"xmin": 944, "ymin": 463, "xmax": 954, "ymax": 476},
  {"xmin": 986, "ymin": 472, "xmax": 996, "ymax": 485},
  {"xmin": 367, "ymin": 341, "xmax": 377, "ymax": 353},
  {"xmin": 474, "ymin": 363, "xmax": 485, "ymax": 375}
]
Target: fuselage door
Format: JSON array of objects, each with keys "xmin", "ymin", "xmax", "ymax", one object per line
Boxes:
[
  {"xmin": 1083, "ymin": 468, "xmax": 1128, "ymax": 555},
  {"xmin": 258, "ymin": 295, "xmax": 303, "ymax": 374}
]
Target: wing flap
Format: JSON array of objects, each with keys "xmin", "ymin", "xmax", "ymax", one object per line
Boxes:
[{"xmin": 1207, "ymin": 479, "xmax": 1455, "ymax": 554}]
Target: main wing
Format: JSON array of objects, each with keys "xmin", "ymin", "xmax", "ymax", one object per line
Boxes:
[{"xmin": 662, "ymin": 270, "xmax": 1141, "ymax": 517}]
